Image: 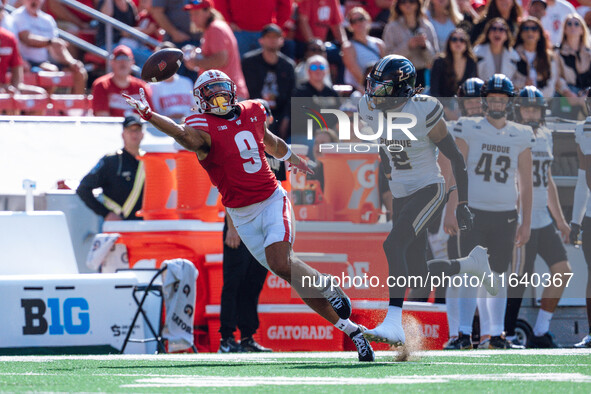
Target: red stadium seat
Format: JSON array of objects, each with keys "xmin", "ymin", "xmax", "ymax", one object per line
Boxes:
[
  {"xmin": 37, "ymin": 71, "xmax": 74, "ymax": 89},
  {"xmin": 5, "ymin": 72, "xmax": 38, "ymax": 86},
  {"xmin": 48, "ymin": 94, "xmax": 91, "ymax": 115},
  {"xmin": 13, "ymin": 94, "xmax": 49, "ymax": 114},
  {"xmin": 0, "ymin": 94, "xmax": 15, "ymax": 113}
]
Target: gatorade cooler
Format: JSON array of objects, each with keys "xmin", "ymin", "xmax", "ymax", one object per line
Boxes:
[
  {"xmin": 175, "ymin": 149, "xmax": 224, "ymax": 222},
  {"xmin": 137, "ymin": 144, "xmax": 179, "ymax": 220},
  {"xmin": 317, "ymin": 145, "xmax": 381, "ymax": 223}
]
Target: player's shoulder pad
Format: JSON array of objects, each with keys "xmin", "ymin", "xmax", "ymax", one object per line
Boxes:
[
  {"xmin": 411, "ymin": 94, "xmax": 444, "ymax": 127},
  {"xmin": 185, "ymin": 113, "xmax": 211, "ymax": 131},
  {"xmin": 243, "ymin": 99, "xmax": 267, "ymax": 122},
  {"xmin": 509, "ymin": 121, "xmax": 536, "ymax": 144}
]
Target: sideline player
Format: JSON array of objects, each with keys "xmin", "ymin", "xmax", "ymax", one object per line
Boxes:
[
  {"xmin": 358, "ymin": 55, "xmax": 497, "ymax": 346},
  {"xmin": 123, "ymin": 70, "xmax": 375, "ymax": 361},
  {"xmin": 571, "ymin": 89, "xmax": 591, "ymax": 349},
  {"xmin": 442, "ymin": 77, "xmax": 485, "ymax": 350},
  {"xmin": 504, "ymin": 86, "xmax": 572, "ymax": 348},
  {"xmin": 451, "ymin": 74, "xmax": 534, "ymax": 349}
]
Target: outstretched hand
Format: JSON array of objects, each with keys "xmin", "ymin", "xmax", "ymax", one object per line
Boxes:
[
  {"xmin": 289, "ymin": 157, "xmax": 314, "ymax": 175},
  {"xmin": 122, "ymin": 88, "xmax": 152, "ymax": 120}
]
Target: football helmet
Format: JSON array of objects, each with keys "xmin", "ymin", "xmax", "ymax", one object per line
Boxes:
[
  {"xmin": 481, "ymin": 74, "xmax": 515, "ymax": 119},
  {"xmin": 515, "ymin": 86, "xmax": 546, "ymax": 128},
  {"xmin": 193, "ymin": 69, "xmax": 237, "ymax": 115},
  {"xmin": 457, "ymin": 77, "xmax": 484, "ymax": 116},
  {"xmin": 365, "ymin": 55, "xmax": 416, "ymax": 109}
]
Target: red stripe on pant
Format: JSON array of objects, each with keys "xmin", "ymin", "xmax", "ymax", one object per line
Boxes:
[{"xmin": 282, "ymin": 196, "xmax": 291, "ymax": 243}]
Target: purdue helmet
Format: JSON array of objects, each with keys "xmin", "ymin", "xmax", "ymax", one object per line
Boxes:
[
  {"xmin": 366, "ymin": 55, "xmax": 417, "ymax": 109},
  {"xmin": 457, "ymin": 77, "xmax": 484, "ymax": 116},
  {"xmin": 515, "ymin": 86, "xmax": 546, "ymax": 128},
  {"xmin": 481, "ymin": 74, "xmax": 515, "ymax": 119}
]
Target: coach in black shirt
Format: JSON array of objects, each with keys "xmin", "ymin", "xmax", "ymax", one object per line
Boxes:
[{"xmin": 77, "ymin": 115, "xmax": 145, "ymax": 221}]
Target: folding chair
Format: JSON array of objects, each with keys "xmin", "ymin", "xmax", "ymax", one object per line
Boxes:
[
  {"xmin": 120, "ymin": 267, "xmax": 167, "ymax": 354},
  {"xmin": 119, "ymin": 267, "xmax": 199, "ymax": 354}
]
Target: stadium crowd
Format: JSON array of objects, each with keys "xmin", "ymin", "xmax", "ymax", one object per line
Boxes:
[
  {"xmin": 1, "ymin": 0, "xmax": 591, "ymax": 118},
  {"xmin": 2, "ymin": 0, "xmax": 591, "ymax": 351}
]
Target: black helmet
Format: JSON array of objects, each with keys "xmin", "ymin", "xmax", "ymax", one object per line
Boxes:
[
  {"xmin": 515, "ymin": 86, "xmax": 546, "ymax": 128},
  {"xmin": 366, "ymin": 55, "xmax": 416, "ymax": 109},
  {"xmin": 457, "ymin": 77, "xmax": 484, "ymax": 116},
  {"xmin": 481, "ymin": 74, "xmax": 515, "ymax": 119}
]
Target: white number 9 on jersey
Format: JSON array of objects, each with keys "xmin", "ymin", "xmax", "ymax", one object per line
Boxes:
[{"xmin": 234, "ymin": 130, "xmax": 262, "ymax": 174}]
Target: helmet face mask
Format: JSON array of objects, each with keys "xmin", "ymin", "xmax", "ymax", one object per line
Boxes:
[
  {"xmin": 365, "ymin": 55, "xmax": 416, "ymax": 110},
  {"xmin": 515, "ymin": 86, "xmax": 546, "ymax": 128},
  {"xmin": 481, "ymin": 74, "xmax": 515, "ymax": 119},
  {"xmin": 193, "ymin": 70, "xmax": 237, "ymax": 115},
  {"xmin": 457, "ymin": 77, "xmax": 484, "ymax": 116}
]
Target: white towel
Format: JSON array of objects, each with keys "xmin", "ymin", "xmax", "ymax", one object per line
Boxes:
[
  {"xmin": 161, "ymin": 258, "xmax": 199, "ymax": 352},
  {"xmin": 86, "ymin": 233, "xmax": 120, "ymax": 271}
]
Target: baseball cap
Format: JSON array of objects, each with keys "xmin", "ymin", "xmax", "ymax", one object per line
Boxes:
[
  {"xmin": 184, "ymin": 0, "xmax": 212, "ymax": 11},
  {"xmin": 112, "ymin": 45, "xmax": 134, "ymax": 60},
  {"xmin": 123, "ymin": 114, "xmax": 142, "ymax": 128},
  {"xmin": 530, "ymin": 0, "xmax": 547, "ymax": 8},
  {"xmin": 261, "ymin": 23, "xmax": 283, "ymax": 37}
]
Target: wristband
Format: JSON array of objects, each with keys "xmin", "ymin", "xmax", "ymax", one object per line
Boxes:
[{"xmin": 278, "ymin": 145, "xmax": 292, "ymax": 161}]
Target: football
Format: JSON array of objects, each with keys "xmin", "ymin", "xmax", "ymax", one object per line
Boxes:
[{"xmin": 141, "ymin": 48, "xmax": 183, "ymax": 83}]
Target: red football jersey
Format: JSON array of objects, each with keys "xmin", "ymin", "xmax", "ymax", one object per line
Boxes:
[{"xmin": 185, "ymin": 100, "xmax": 278, "ymax": 208}]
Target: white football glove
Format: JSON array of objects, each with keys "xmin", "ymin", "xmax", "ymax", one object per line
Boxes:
[{"xmin": 122, "ymin": 87, "xmax": 152, "ymax": 120}]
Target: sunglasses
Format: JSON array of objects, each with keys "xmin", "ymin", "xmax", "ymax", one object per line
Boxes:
[
  {"xmin": 490, "ymin": 25, "xmax": 508, "ymax": 33},
  {"xmin": 567, "ymin": 20, "xmax": 581, "ymax": 27},
  {"xmin": 522, "ymin": 25, "xmax": 539, "ymax": 32},
  {"xmin": 450, "ymin": 36, "xmax": 466, "ymax": 43},
  {"xmin": 350, "ymin": 17, "xmax": 366, "ymax": 24},
  {"xmin": 309, "ymin": 64, "xmax": 326, "ymax": 71}
]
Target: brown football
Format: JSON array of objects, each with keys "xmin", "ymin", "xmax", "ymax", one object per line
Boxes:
[{"xmin": 141, "ymin": 48, "xmax": 183, "ymax": 83}]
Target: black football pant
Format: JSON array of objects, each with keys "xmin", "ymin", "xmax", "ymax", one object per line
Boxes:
[{"xmin": 219, "ymin": 219, "xmax": 268, "ymax": 340}]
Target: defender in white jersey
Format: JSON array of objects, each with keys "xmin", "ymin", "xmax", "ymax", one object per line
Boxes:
[
  {"xmin": 358, "ymin": 55, "xmax": 497, "ymax": 346},
  {"xmin": 504, "ymin": 87, "xmax": 572, "ymax": 349},
  {"xmin": 571, "ymin": 92, "xmax": 591, "ymax": 348},
  {"xmin": 442, "ymin": 77, "xmax": 486, "ymax": 350},
  {"xmin": 451, "ymin": 74, "xmax": 534, "ymax": 349}
]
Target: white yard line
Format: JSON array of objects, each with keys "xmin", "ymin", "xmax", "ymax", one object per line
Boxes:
[
  {"xmin": 0, "ymin": 349, "xmax": 589, "ymax": 363},
  {"xmin": 120, "ymin": 373, "xmax": 591, "ymax": 388}
]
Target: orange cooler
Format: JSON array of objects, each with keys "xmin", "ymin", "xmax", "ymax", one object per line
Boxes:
[
  {"xmin": 318, "ymin": 147, "xmax": 381, "ymax": 223},
  {"xmin": 175, "ymin": 149, "xmax": 224, "ymax": 221},
  {"xmin": 138, "ymin": 144, "xmax": 179, "ymax": 220}
]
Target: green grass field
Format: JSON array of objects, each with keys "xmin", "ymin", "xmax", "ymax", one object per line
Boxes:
[{"xmin": 0, "ymin": 349, "xmax": 590, "ymax": 392}]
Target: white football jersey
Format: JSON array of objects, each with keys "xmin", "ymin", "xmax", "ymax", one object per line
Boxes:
[
  {"xmin": 358, "ymin": 94, "xmax": 445, "ymax": 198},
  {"xmin": 530, "ymin": 126, "xmax": 554, "ymax": 229},
  {"xmin": 452, "ymin": 117, "xmax": 535, "ymax": 211},
  {"xmin": 575, "ymin": 117, "xmax": 591, "ymax": 216}
]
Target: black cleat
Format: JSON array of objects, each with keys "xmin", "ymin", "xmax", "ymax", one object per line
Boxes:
[
  {"xmin": 318, "ymin": 274, "xmax": 352, "ymax": 319},
  {"xmin": 444, "ymin": 332, "xmax": 473, "ymax": 349},
  {"xmin": 350, "ymin": 326, "xmax": 375, "ymax": 362},
  {"xmin": 489, "ymin": 335, "xmax": 523, "ymax": 349},
  {"xmin": 527, "ymin": 332, "xmax": 558, "ymax": 348},
  {"xmin": 240, "ymin": 337, "xmax": 273, "ymax": 352},
  {"xmin": 218, "ymin": 338, "xmax": 245, "ymax": 353},
  {"xmin": 574, "ymin": 334, "xmax": 591, "ymax": 348}
]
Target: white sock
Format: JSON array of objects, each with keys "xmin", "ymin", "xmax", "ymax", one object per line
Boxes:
[
  {"xmin": 384, "ymin": 305, "xmax": 403, "ymax": 327},
  {"xmin": 335, "ymin": 318, "xmax": 359, "ymax": 336},
  {"xmin": 458, "ymin": 286, "xmax": 478, "ymax": 335},
  {"xmin": 477, "ymin": 286, "xmax": 490, "ymax": 338},
  {"xmin": 446, "ymin": 282, "xmax": 460, "ymax": 337},
  {"xmin": 534, "ymin": 309, "xmax": 553, "ymax": 337},
  {"xmin": 487, "ymin": 281, "xmax": 507, "ymax": 336}
]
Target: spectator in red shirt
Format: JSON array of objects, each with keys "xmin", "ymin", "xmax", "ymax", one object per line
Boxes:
[
  {"xmin": 183, "ymin": 0, "xmax": 249, "ymax": 99},
  {"xmin": 91, "ymin": 44, "xmax": 153, "ymax": 116},
  {"xmin": 214, "ymin": 0, "xmax": 292, "ymax": 57},
  {"xmin": 45, "ymin": 0, "xmax": 94, "ymax": 35},
  {"xmin": 295, "ymin": 0, "xmax": 346, "ymax": 45}
]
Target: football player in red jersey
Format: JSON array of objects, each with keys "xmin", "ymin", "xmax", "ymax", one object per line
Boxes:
[{"xmin": 123, "ymin": 70, "xmax": 375, "ymax": 361}]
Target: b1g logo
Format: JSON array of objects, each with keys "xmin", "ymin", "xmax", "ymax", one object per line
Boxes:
[{"xmin": 21, "ymin": 298, "xmax": 90, "ymax": 335}]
